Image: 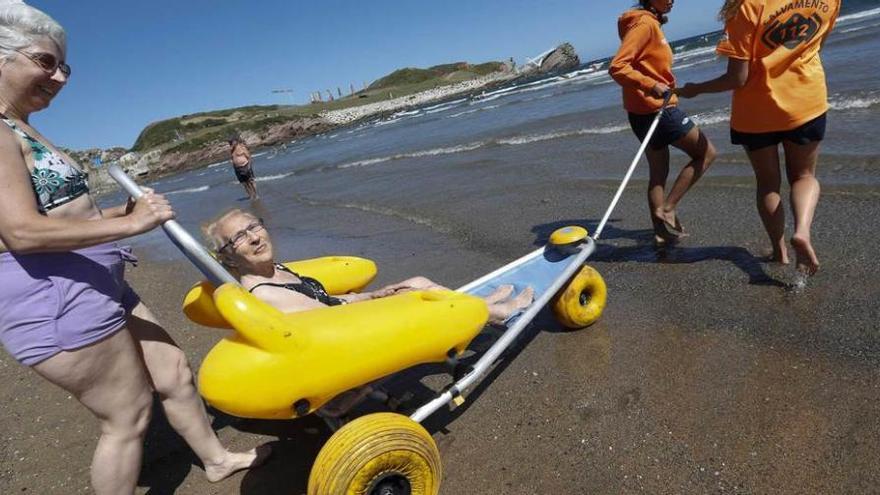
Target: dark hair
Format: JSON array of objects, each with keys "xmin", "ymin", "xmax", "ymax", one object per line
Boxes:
[{"xmin": 637, "ymin": 0, "xmax": 668, "ymax": 25}]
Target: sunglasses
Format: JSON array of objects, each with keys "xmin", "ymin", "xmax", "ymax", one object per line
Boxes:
[
  {"xmin": 16, "ymin": 49, "xmax": 71, "ymax": 77},
  {"xmin": 218, "ymin": 218, "xmax": 265, "ymax": 253}
]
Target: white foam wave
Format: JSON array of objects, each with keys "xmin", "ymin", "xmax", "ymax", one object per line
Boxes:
[
  {"xmin": 673, "ymin": 45, "xmax": 717, "ymax": 62},
  {"xmin": 496, "ymin": 124, "xmax": 629, "ymax": 146},
  {"xmin": 838, "ymin": 25, "xmax": 872, "ymax": 34},
  {"xmin": 829, "ymin": 92, "xmax": 880, "ymax": 110},
  {"xmin": 838, "ymin": 7, "xmax": 880, "ymax": 24},
  {"xmin": 165, "ymin": 185, "xmax": 210, "ymax": 195},
  {"xmin": 690, "ymin": 108, "xmax": 731, "ymax": 126},
  {"xmin": 338, "ymin": 142, "xmax": 486, "ymax": 169},
  {"xmin": 421, "ymin": 98, "xmax": 468, "ymax": 112},
  {"xmin": 446, "ymin": 104, "xmax": 500, "ymax": 119},
  {"xmin": 255, "ymin": 172, "xmax": 295, "ymax": 182},
  {"xmin": 207, "ymin": 160, "xmax": 229, "ymax": 169}
]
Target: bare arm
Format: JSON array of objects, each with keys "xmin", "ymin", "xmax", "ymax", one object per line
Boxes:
[
  {"xmin": 676, "ymin": 58, "xmax": 749, "ymax": 98},
  {"xmin": 0, "ymin": 130, "xmax": 174, "ymax": 253}
]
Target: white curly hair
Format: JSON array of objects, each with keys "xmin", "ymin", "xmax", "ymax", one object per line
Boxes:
[{"xmin": 0, "ymin": 1, "xmax": 66, "ymax": 63}]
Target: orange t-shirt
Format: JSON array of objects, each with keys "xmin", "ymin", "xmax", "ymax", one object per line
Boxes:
[
  {"xmin": 716, "ymin": 0, "xmax": 841, "ymax": 133},
  {"xmin": 609, "ymin": 9, "xmax": 679, "ymax": 114}
]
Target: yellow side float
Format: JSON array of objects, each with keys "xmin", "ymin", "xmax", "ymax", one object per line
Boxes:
[{"xmin": 183, "ymin": 256, "xmax": 489, "ymax": 420}]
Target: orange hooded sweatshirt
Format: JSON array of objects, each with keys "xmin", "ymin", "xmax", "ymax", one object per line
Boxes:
[{"xmin": 608, "ymin": 9, "xmax": 678, "ymax": 114}]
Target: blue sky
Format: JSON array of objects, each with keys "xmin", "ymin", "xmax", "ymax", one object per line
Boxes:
[{"xmin": 27, "ymin": 0, "xmax": 722, "ymax": 150}]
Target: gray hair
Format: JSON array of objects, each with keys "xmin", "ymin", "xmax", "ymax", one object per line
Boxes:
[{"xmin": 0, "ymin": 2, "xmax": 66, "ymax": 63}]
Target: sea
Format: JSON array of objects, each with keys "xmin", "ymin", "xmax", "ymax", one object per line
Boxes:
[{"xmin": 117, "ymin": 2, "xmax": 880, "ymax": 263}]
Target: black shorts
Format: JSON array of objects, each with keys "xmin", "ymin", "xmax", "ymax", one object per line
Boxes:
[
  {"xmin": 234, "ymin": 164, "xmax": 254, "ymax": 183},
  {"xmin": 628, "ymin": 106, "xmax": 696, "ymax": 150},
  {"xmin": 731, "ymin": 113, "xmax": 826, "ymax": 151}
]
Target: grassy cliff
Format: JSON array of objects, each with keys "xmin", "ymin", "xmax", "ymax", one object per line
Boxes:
[{"xmin": 129, "ymin": 60, "xmax": 506, "ymax": 154}]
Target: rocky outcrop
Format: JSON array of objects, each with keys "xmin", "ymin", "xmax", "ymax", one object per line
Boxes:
[{"xmin": 538, "ymin": 42, "xmax": 580, "ymax": 73}]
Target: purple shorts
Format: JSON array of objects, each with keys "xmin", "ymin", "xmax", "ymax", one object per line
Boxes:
[{"xmin": 0, "ymin": 243, "xmax": 140, "ymax": 366}]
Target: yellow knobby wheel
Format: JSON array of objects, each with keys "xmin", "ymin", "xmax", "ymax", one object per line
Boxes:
[
  {"xmin": 552, "ymin": 265, "xmax": 607, "ymax": 329},
  {"xmin": 307, "ymin": 412, "xmax": 441, "ymax": 495}
]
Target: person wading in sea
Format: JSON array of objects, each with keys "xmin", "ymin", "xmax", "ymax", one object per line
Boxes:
[{"xmin": 229, "ymin": 136, "xmax": 258, "ymax": 200}]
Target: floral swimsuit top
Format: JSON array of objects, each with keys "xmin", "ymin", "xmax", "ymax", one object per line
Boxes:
[{"xmin": 1, "ymin": 117, "xmax": 89, "ymax": 213}]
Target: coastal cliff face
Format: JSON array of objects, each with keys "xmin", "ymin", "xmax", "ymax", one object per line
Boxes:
[{"xmin": 538, "ymin": 43, "xmax": 580, "ymax": 73}]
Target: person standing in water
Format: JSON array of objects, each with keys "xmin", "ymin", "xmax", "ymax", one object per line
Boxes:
[
  {"xmin": 229, "ymin": 136, "xmax": 257, "ymax": 200},
  {"xmin": 609, "ymin": 0, "xmax": 716, "ymax": 247},
  {"xmin": 677, "ymin": 0, "xmax": 841, "ymax": 276}
]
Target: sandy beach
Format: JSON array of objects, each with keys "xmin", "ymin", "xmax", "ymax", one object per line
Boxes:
[
  {"xmin": 1, "ymin": 154, "xmax": 878, "ymax": 493},
  {"xmin": 2, "ymin": 6, "xmax": 879, "ymax": 493}
]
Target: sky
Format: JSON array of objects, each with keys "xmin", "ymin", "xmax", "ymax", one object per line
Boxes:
[{"xmin": 25, "ymin": 0, "xmax": 723, "ymax": 150}]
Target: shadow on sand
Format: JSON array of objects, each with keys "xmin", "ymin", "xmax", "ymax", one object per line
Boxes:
[{"xmin": 530, "ymin": 217, "xmax": 785, "ymax": 287}]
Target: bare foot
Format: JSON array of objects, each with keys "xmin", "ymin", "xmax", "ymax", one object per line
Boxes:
[
  {"xmin": 768, "ymin": 248, "xmax": 790, "ymax": 265},
  {"xmin": 204, "ymin": 444, "xmax": 272, "ymax": 483},
  {"xmin": 510, "ymin": 286, "xmax": 534, "ymax": 311},
  {"xmin": 791, "ymin": 234, "xmax": 819, "ymax": 276},
  {"xmin": 484, "ymin": 284, "xmax": 515, "ymax": 304},
  {"xmin": 486, "ymin": 287, "xmax": 534, "ymax": 325}
]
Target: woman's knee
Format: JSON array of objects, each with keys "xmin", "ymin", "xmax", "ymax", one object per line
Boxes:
[
  {"xmin": 150, "ymin": 348, "xmax": 196, "ymax": 399},
  {"xmin": 101, "ymin": 389, "xmax": 153, "ymax": 439}
]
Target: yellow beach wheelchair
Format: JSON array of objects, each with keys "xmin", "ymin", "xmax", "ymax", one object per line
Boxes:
[{"xmin": 109, "ymin": 166, "xmax": 607, "ymax": 495}]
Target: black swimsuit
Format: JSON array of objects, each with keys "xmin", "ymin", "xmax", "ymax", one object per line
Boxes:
[{"xmin": 248, "ymin": 264, "xmax": 344, "ymax": 306}]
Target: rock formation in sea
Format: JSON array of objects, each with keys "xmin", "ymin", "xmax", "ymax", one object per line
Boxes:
[{"xmin": 538, "ymin": 42, "xmax": 580, "ymax": 74}]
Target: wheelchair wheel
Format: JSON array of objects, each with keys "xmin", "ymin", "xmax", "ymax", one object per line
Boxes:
[
  {"xmin": 308, "ymin": 412, "xmax": 441, "ymax": 495},
  {"xmin": 552, "ymin": 264, "xmax": 607, "ymax": 329}
]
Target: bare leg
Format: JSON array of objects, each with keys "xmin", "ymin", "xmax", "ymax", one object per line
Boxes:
[
  {"xmin": 127, "ymin": 303, "xmax": 270, "ymax": 483},
  {"xmin": 247, "ymin": 179, "xmax": 258, "ymax": 200},
  {"xmin": 645, "ymin": 146, "xmax": 672, "ymax": 244},
  {"xmin": 782, "ymin": 140, "xmax": 821, "ymax": 275},
  {"xmin": 745, "ymin": 145, "xmax": 788, "ymax": 264},
  {"xmin": 664, "ymin": 127, "xmax": 717, "ymax": 229},
  {"xmin": 487, "ymin": 287, "xmax": 534, "ymax": 325},
  {"xmin": 377, "ymin": 276, "xmax": 449, "ymax": 296},
  {"xmin": 32, "ymin": 329, "xmax": 154, "ymax": 495}
]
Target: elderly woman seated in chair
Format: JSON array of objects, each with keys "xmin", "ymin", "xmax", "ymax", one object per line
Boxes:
[{"xmin": 203, "ymin": 209, "xmax": 533, "ymax": 322}]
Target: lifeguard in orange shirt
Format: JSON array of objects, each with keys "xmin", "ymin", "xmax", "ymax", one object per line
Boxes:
[
  {"xmin": 678, "ymin": 0, "xmax": 841, "ymax": 277},
  {"xmin": 609, "ymin": 0, "xmax": 716, "ymax": 247}
]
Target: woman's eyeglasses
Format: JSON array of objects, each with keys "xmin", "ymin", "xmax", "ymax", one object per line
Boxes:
[
  {"xmin": 218, "ymin": 218, "xmax": 265, "ymax": 253},
  {"xmin": 16, "ymin": 49, "xmax": 71, "ymax": 77}
]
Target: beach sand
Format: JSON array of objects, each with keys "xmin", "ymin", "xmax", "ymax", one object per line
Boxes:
[{"xmin": 1, "ymin": 159, "xmax": 879, "ymax": 494}]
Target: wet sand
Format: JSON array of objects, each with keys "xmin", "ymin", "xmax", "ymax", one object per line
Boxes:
[{"xmin": 1, "ymin": 159, "xmax": 879, "ymax": 494}]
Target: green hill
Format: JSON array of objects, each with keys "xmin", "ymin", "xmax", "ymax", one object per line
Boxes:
[{"xmin": 129, "ymin": 60, "xmax": 505, "ymax": 153}]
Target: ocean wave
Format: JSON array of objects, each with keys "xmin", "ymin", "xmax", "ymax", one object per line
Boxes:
[
  {"xmin": 829, "ymin": 92, "xmax": 880, "ymax": 110},
  {"xmin": 838, "ymin": 25, "xmax": 874, "ymax": 34},
  {"xmin": 207, "ymin": 160, "xmax": 229, "ymax": 169},
  {"xmin": 255, "ymin": 172, "xmax": 295, "ymax": 182},
  {"xmin": 447, "ymin": 104, "xmax": 500, "ymax": 119},
  {"xmin": 164, "ymin": 185, "xmax": 210, "ymax": 196},
  {"xmin": 691, "ymin": 108, "xmax": 731, "ymax": 127},
  {"xmin": 338, "ymin": 142, "xmax": 487, "ymax": 169},
  {"xmin": 339, "ymin": 124, "xmax": 632, "ymax": 169},
  {"xmin": 838, "ymin": 7, "xmax": 880, "ymax": 24},
  {"xmin": 421, "ymin": 98, "xmax": 468, "ymax": 112},
  {"xmin": 496, "ymin": 124, "xmax": 628, "ymax": 145}
]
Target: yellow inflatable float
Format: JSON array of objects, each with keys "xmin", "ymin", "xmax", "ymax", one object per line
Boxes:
[{"xmin": 183, "ymin": 256, "xmax": 490, "ymax": 419}]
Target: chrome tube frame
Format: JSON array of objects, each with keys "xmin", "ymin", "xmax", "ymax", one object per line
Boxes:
[
  {"xmin": 410, "ymin": 238, "xmax": 595, "ymax": 423},
  {"xmin": 108, "ymin": 165, "xmax": 238, "ymax": 287}
]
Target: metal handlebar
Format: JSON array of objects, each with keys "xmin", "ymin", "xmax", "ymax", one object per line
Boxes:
[{"xmin": 108, "ymin": 165, "xmax": 238, "ymax": 287}]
